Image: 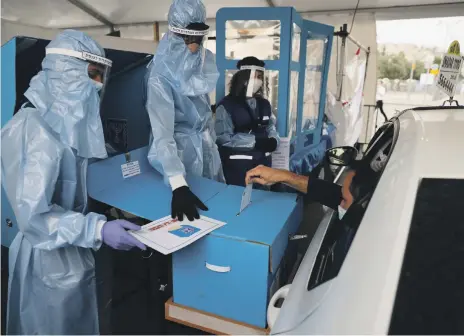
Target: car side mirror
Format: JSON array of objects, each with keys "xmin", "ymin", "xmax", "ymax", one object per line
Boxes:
[{"xmin": 325, "ymin": 146, "xmax": 358, "ymax": 166}]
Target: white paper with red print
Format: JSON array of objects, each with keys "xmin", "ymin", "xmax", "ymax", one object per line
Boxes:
[{"xmin": 129, "ymin": 215, "xmax": 226, "ymax": 255}]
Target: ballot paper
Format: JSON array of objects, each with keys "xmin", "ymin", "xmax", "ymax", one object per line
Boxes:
[
  {"xmin": 129, "ymin": 216, "xmax": 226, "ymax": 255},
  {"xmin": 240, "ymin": 183, "xmax": 253, "ymax": 214},
  {"xmin": 272, "ymin": 137, "xmax": 290, "ymax": 170}
]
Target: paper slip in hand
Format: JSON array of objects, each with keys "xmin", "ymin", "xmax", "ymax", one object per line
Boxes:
[
  {"xmin": 129, "ymin": 215, "xmax": 226, "ymax": 255},
  {"xmin": 240, "ymin": 183, "xmax": 253, "ymax": 213}
]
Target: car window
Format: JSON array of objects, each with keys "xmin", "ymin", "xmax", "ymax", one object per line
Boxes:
[{"xmin": 307, "ymin": 121, "xmax": 399, "ymax": 291}]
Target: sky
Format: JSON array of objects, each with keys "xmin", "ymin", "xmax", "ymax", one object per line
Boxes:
[{"xmin": 377, "ymin": 16, "xmax": 464, "ymax": 51}]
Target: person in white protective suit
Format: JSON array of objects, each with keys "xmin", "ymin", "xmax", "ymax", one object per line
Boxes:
[
  {"xmin": 145, "ymin": 0, "xmax": 224, "ymax": 222},
  {"xmin": 1, "ymin": 30, "xmax": 146, "ymax": 335}
]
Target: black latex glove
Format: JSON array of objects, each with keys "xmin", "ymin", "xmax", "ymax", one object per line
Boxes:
[
  {"xmin": 171, "ymin": 186, "xmax": 208, "ymax": 221},
  {"xmin": 254, "ymin": 137, "xmax": 278, "ymax": 153}
]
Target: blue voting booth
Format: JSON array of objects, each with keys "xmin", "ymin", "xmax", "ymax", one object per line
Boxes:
[{"xmin": 215, "ymin": 7, "xmax": 334, "ymax": 175}]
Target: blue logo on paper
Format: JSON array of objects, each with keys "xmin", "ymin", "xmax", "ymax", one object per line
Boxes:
[{"xmin": 169, "ymin": 225, "xmax": 200, "ymax": 238}]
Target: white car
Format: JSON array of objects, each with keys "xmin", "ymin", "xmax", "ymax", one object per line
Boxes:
[{"xmin": 268, "ymin": 106, "xmax": 464, "ymax": 335}]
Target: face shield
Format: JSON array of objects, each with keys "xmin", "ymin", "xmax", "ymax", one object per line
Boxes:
[
  {"xmin": 240, "ymin": 65, "xmax": 267, "ymax": 98},
  {"xmin": 169, "ymin": 24, "xmax": 210, "ymax": 64},
  {"xmin": 45, "ymin": 47, "xmax": 113, "ymax": 98}
]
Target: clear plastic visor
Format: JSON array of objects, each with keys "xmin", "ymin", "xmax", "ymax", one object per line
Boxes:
[
  {"xmin": 240, "ymin": 65, "xmax": 267, "ymax": 98},
  {"xmin": 45, "ymin": 47, "xmax": 112, "ymax": 90}
]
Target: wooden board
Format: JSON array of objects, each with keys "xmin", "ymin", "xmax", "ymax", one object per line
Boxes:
[{"xmin": 165, "ymin": 298, "xmax": 269, "ymax": 335}]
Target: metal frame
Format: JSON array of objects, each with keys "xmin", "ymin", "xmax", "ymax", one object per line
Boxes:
[
  {"xmin": 299, "ymin": 19, "xmax": 334, "ymax": 149},
  {"xmin": 66, "ymin": 0, "xmax": 117, "ymax": 33},
  {"xmin": 334, "ymin": 24, "xmax": 371, "ymax": 102}
]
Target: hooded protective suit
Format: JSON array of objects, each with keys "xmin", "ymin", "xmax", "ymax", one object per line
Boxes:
[
  {"xmin": 2, "ymin": 30, "xmax": 109, "ymax": 335},
  {"xmin": 145, "ymin": 0, "xmax": 224, "ymax": 190}
]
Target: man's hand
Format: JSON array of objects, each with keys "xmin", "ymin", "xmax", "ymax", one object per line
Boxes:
[{"xmin": 245, "ymin": 165, "xmax": 290, "ymax": 186}]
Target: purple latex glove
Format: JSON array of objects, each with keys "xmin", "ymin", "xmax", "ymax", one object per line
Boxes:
[{"xmin": 102, "ymin": 220, "xmax": 146, "ymax": 251}]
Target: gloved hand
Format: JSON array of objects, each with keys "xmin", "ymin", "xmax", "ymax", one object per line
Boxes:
[
  {"xmin": 255, "ymin": 137, "xmax": 278, "ymax": 153},
  {"xmin": 172, "ymin": 186, "xmax": 208, "ymax": 221},
  {"xmin": 102, "ymin": 220, "xmax": 146, "ymax": 251}
]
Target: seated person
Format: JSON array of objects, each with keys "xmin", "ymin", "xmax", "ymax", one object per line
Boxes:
[
  {"xmin": 215, "ymin": 56, "xmax": 280, "ymax": 187},
  {"xmin": 247, "ymin": 129, "xmax": 393, "ymax": 281},
  {"xmin": 246, "ymin": 127, "xmax": 393, "ymax": 219}
]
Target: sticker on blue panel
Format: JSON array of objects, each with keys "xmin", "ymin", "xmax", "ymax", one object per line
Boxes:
[
  {"xmin": 169, "ymin": 225, "xmax": 201, "ymax": 238},
  {"xmin": 121, "ymin": 160, "xmax": 141, "ymax": 178}
]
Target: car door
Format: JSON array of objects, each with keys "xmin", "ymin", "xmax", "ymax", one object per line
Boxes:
[{"xmin": 269, "ymin": 121, "xmax": 399, "ymax": 334}]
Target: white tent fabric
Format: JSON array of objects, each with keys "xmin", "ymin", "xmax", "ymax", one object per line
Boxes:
[
  {"xmin": 2, "ymin": 0, "xmax": 463, "ymax": 30},
  {"xmin": 1, "ymin": 20, "xmax": 156, "ymax": 54}
]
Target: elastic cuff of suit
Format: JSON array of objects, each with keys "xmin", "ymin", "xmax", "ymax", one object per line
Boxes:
[
  {"xmin": 95, "ymin": 219, "xmax": 106, "ymax": 243},
  {"xmin": 169, "ymin": 175, "xmax": 188, "ymax": 191}
]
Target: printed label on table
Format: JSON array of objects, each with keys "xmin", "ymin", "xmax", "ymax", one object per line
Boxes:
[
  {"xmin": 129, "ymin": 215, "xmax": 226, "ymax": 255},
  {"xmin": 272, "ymin": 137, "xmax": 291, "ymax": 170},
  {"xmin": 240, "ymin": 183, "xmax": 253, "ymax": 213},
  {"xmin": 121, "ymin": 160, "xmax": 141, "ymax": 179}
]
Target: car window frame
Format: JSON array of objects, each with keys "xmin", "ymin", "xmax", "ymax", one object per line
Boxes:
[{"xmin": 307, "ymin": 118, "xmax": 400, "ymax": 291}]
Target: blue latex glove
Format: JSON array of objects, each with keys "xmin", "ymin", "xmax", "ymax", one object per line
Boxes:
[{"xmin": 102, "ymin": 220, "xmax": 146, "ymax": 251}]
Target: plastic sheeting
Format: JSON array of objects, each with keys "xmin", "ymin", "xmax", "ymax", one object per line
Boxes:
[
  {"xmin": 302, "ymin": 38, "xmax": 325, "ymax": 132},
  {"xmin": 225, "ymin": 20, "xmax": 281, "ymax": 61},
  {"xmin": 325, "ymin": 50, "xmax": 367, "ymax": 147},
  {"xmin": 290, "ymin": 138, "xmax": 329, "ymax": 175},
  {"xmin": 288, "ymin": 71, "xmax": 299, "ymax": 138}
]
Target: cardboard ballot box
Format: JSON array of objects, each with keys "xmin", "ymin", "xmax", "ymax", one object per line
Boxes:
[
  {"xmin": 88, "ymin": 147, "xmax": 302, "ymax": 329},
  {"xmin": 173, "ymin": 185, "xmax": 301, "ymax": 328}
]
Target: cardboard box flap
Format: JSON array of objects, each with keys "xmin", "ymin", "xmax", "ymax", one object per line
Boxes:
[{"xmin": 204, "ymin": 185, "xmax": 297, "ymax": 244}]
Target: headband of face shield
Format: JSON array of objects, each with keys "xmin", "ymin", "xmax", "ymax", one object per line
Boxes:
[
  {"xmin": 169, "ymin": 22, "xmax": 209, "ymax": 46},
  {"xmin": 45, "ymin": 47, "xmax": 112, "ymax": 96}
]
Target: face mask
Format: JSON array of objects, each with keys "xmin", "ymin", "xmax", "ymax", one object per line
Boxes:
[
  {"xmin": 338, "ymin": 205, "xmax": 347, "ymax": 220},
  {"xmin": 253, "ymin": 79, "xmax": 263, "ymax": 94},
  {"xmin": 92, "ymin": 80, "xmax": 103, "ymax": 92}
]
